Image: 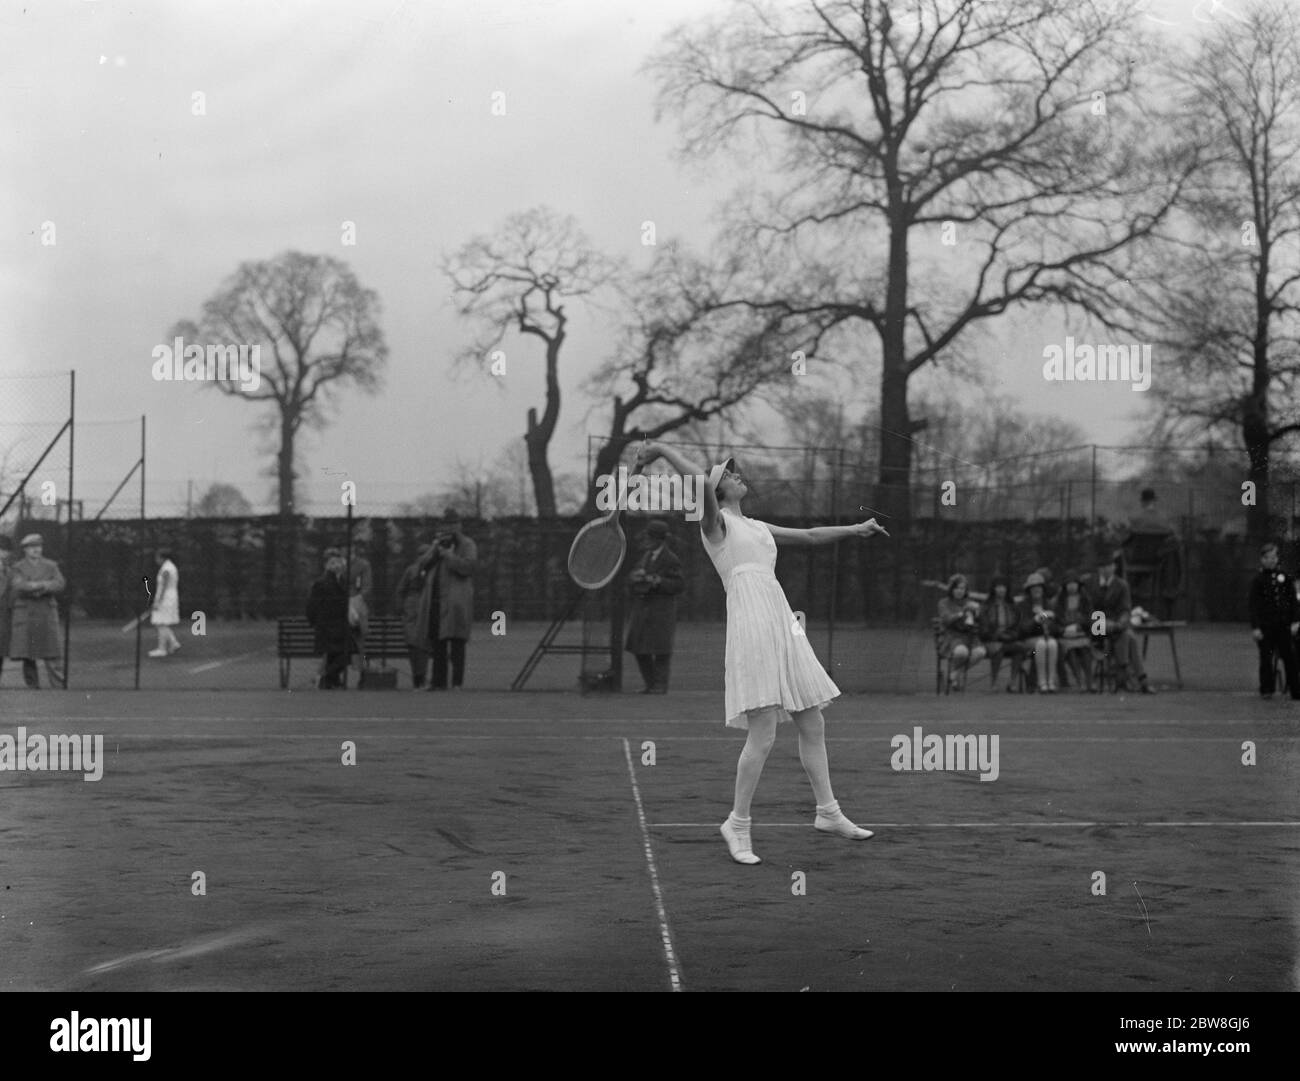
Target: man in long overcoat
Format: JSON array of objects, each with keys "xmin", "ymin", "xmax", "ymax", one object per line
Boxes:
[
  {"xmin": 624, "ymin": 519, "xmax": 684, "ymax": 694},
  {"xmin": 306, "ymin": 551, "xmax": 352, "ymax": 689},
  {"xmin": 7, "ymin": 533, "xmax": 65, "ymax": 689},
  {"xmin": 416, "ymin": 509, "xmax": 477, "ymax": 690}
]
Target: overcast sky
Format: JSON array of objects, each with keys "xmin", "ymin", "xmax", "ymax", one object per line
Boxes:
[{"xmin": 1, "ymin": 0, "xmax": 1231, "ymax": 517}]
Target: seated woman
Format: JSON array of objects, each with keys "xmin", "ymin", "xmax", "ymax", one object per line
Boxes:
[
  {"xmin": 1053, "ymin": 569, "xmax": 1094, "ymax": 691},
  {"xmin": 936, "ymin": 573, "xmax": 986, "ymax": 691},
  {"xmin": 1017, "ymin": 572, "xmax": 1061, "ymax": 693},
  {"xmin": 979, "ymin": 577, "xmax": 1024, "ymax": 691}
]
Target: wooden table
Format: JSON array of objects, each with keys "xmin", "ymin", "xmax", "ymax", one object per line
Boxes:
[{"xmin": 1134, "ymin": 620, "xmax": 1187, "ymax": 689}]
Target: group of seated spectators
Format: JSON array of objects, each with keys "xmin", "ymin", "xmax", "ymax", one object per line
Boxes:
[{"xmin": 936, "ymin": 549, "xmax": 1156, "ymax": 695}]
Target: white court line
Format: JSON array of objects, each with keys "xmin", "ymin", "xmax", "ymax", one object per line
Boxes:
[
  {"xmin": 622, "ymin": 737, "xmax": 682, "ymax": 993},
  {"xmin": 22, "ymin": 733, "xmax": 1297, "ymax": 745},
  {"xmin": 186, "ymin": 651, "xmax": 265, "ymax": 674},
  {"xmin": 9, "ymin": 715, "xmax": 1295, "ymax": 726},
  {"xmin": 651, "ymin": 821, "xmax": 1300, "ymax": 829}
]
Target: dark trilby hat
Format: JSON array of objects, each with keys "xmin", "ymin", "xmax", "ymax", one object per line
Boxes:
[{"xmin": 646, "ymin": 519, "xmax": 669, "ymax": 539}]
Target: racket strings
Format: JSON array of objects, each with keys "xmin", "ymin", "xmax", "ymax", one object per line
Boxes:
[{"xmin": 568, "ymin": 517, "xmax": 627, "ymax": 589}]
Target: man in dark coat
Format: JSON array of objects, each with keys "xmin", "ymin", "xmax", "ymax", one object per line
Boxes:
[
  {"xmin": 306, "ymin": 551, "xmax": 351, "ymax": 689},
  {"xmin": 395, "ymin": 542, "xmax": 434, "ymax": 688},
  {"xmin": 7, "ymin": 533, "xmax": 65, "ymax": 688},
  {"xmin": 1248, "ymin": 541, "xmax": 1300, "ymax": 700},
  {"xmin": 624, "ymin": 519, "xmax": 684, "ymax": 694},
  {"xmin": 1093, "ymin": 550, "xmax": 1154, "ymax": 694},
  {"xmin": 416, "ymin": 509, "xmax": 477, "ymax": 690}
]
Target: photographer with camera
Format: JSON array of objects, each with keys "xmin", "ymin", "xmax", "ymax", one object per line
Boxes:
[{"xmin": 415, "ymin": 509, "xmax": 477, "ymax": 691}]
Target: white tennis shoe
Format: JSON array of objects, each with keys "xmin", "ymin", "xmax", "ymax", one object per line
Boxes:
[
  {"xmin": 814, "ymin": 811, "xmax": 874, "ymax": 840},
  {"xmin": 720, "ymin": 817, "xmax": 761, "ymax": 864}
]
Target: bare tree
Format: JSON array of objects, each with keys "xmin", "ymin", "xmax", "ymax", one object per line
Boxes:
[
  {"xmin": 583, "ymin": 241, "xmax": 842, "ymax": 512},
  {"xmin": 170, "ymin": 251, "xmax": 387, "ymax": 595},
  {"xmin": 1124, "ymin": 0, "xmax": 1300, "ymax": 539},
  {"xmin": 647, "ymin": 0, "xmax": 1199, "ymax": 519},
  {"xmin": 445, "ymin": 207, "xmax": 620, "ymax": 518}
]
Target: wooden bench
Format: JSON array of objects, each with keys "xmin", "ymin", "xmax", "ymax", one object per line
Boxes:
[{"xmin": 276, "ymin": 616, "xmax": 410, "ymax": 689}]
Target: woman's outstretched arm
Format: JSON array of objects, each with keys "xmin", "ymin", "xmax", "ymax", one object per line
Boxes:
[
  {"xmin": 635, "ymin": 442, "xmax": 722, "ymax": 540},
  {"xmin": 764, "ymin": 521, "xmax": 890, "ymax": 547}
]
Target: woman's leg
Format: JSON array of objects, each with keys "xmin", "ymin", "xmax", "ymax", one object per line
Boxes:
[
  {"xmin": 721, "ymin": 709, "xmax": 778, "ymax": 864},
  {"xmin": 732, "ymin": 710, "xmax": 777, "ymax": 818},
  {"xmin": 793, "ymin": 707, "xmax": 872, "ymax": 839},
  {"xmin": 1044, "ymin": 638, "xmax": 1060, "ymax": 689},
  {"xmin": 949, "ymin": 644, "xmax": 969, "ymax": 686},
  {"xmin": 986, "ymin": 643, "xmax": 1002, "ymax": 687},
  {"xmin": 1034, "ymin": 638, "xmax": 1051, "ymax": 690}
]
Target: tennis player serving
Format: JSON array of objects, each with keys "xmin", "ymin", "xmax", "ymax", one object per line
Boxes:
[{"xmin": 635, "ymin": 442, "xmax": 888, "ymax": 865}]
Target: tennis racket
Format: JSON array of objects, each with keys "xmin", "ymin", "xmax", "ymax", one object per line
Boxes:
[{"xmin": 568, "ymin": 460, "xmax": 641, "ymax": 590}]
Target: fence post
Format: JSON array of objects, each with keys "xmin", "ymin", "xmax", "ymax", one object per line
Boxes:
[{"xmin": 1090, "ymin": 444, "xmax": 1097, "ymax": 530}]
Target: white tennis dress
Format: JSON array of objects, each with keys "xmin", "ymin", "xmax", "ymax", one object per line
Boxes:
[
  {"xmin": 150, "ymin": 559, "xmax": 180, "ymax": 626},
  {"xmin": 702, "ymin": 508, "xmax": 840, "ymax": 729}
]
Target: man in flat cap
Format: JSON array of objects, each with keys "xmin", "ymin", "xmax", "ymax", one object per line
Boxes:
[
  {"xmin": 8, "ymin": 533, "xmax": 66, "ymax": 688},
  {"xmin": 625, "ymin": 518, "xmax": 684, "ymax": 693}
]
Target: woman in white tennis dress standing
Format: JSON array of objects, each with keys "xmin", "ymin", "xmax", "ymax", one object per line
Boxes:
[
  {"xmin": 636, "ymin": 443, "xmax": 888, "ymax": 865},
  {"xmin": 148, "ymin": 547, "xmax": 181, "ymax": 658}
]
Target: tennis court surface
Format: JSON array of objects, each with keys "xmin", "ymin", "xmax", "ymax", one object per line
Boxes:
[{"xmin": 3, "ymin": 637, "xmax": 1298, "ymax": 991}]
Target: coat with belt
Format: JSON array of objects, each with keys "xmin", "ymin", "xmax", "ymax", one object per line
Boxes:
[
  {"xmin": 624, "ymin": 543, "xmax": 684, "ymax": 655},
  {"xmin": 416, "ymin": 533, "xmax": 477, "ymax": 641},
  {"xmin": 7, "ymin": 554, "xmax": 65, "ymax": 659},
  {"xmin": 305, "ymin": 571, "xmax": 351, "ymax": 655}
]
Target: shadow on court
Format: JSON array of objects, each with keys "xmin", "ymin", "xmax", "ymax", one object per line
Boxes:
[{"xmin": 1, "ymin": 687, "xmax": 1297, "ymax": 991}]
